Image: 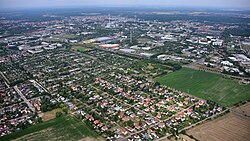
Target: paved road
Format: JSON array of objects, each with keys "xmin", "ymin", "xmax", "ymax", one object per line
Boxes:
[
  {"xmin": 14, "ymin": 86, "xmax": 36, "ymax": 112},
  {"xmin": 30, "ymin": 79, "xmax": 49, "ymax": 93},
  {"xmin": 0, "ymin": 71, "xmax": 10, "ymax": 86}
]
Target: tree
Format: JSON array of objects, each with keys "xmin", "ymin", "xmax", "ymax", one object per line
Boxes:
[
  {"xmin": 154, "ymin": 82, "xmax": 161, "ymax": 87},
  {"xmin": 56, "ymin": 112, "xmax": 63, "ymax": 118},
  {"xmin": 40, "ymin": 105, "xmax": 47, "ymax": 112},
  {"xmin": 35, "ymin": 117, "xmax": 43, "ymax": 123},
  {"xmin": 59, "ymin": 103, "xmax": 65, "ymax": 108},
  {"xmin": 62, "ymin": 107, "xmax": 68, "ymax": 114}
]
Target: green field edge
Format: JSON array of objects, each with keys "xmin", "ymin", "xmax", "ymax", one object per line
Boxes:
[
  {"xmin": 0, "ymin": 116, "xmax": 98, "ymax": 141},
  {"xmin": 154, "ymin": 68, "xmax": 250, "ymax": 107}
]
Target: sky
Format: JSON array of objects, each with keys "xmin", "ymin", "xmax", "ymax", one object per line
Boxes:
[{"xmin": 1, "ymin": 0, "xmax": 250, "ymax": 9}]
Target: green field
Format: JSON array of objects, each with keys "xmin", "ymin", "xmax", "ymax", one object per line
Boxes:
[
  {"xmin": 0, "ymin": 116, "xmax": 99, "ymax": 141},
  {"xmin": 77, "ymin": 47, "xmax": 88, "ymax": 52},
  {"xmin": 71, "ymin": 46, "xmax": 89, "ymax": 52},
  {"xmin": 155, "ymin": 68, "xmax": 250, "ymax": 107}
]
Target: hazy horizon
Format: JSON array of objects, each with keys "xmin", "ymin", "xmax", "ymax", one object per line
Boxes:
[{"xmin": 1, "ymin": 0, "xmax": 250, "ymax": 10}]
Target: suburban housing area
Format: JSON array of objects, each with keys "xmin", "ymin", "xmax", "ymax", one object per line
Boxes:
[{"xmin": 0, "ymin": 4, "xmax": 250, "ymax": 141}]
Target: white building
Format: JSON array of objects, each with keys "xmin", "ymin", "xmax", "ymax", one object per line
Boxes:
[
  {"xmin": 139, "ymin": 53, "xmax": 154, "ymax": 58},
  {"xmin": 221, "ymin": 61, "xmax": 233, "ymax": 66},
  {"xmin": 119, "ymin": 49, "xmax": 136, "ymax": 54},
  {"xmin": 212, "ymin": 40, "xmax": 223, "ymax": 46}
]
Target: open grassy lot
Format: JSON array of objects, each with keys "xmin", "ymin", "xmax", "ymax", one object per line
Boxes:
[
  {"xmin": 41, "ymin": 108, "xmax": 63, "ymax": 121},
  {"xmin": 71, "ymin": 45, "xmax": 91, "ymax": 52},
  {"xmin": 155, "ymin": 68, "xmax": 250, "ymax": 107},
  {"xmin": 0, "ymin": 116, "xmax": 99, "ymax": 141}
]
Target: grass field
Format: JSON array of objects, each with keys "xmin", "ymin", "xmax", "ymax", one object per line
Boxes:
[
  {"xmin": 0, "ymin": 116, "xmax": 99, "ymax": 141},
  {"xmin": 71, "ymin": 45, "xmax": 90, "ymax": 52},
  {"xmin": 41, "ymin": 108, "xmax": 63, "ymax": 121},
  {"xmin": 155, "ymin": 68, "xmax": 250, "ymax": 107},
  {"xmin": 77, "ymin": 47, "xmax": 88, "ymax": 52}
]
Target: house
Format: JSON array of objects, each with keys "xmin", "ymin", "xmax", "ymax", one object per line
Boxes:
[
  {"xmin": 159, "ymin": 122, "xmax": 165, "ymax": 128},
  {"xmin": 134, "ymin": 122, "xmax": 140, "ymax": 130},
  {"xmin": 175, "ymin": 116, "xmax": 180, "ymax": 120},
  {"xmin": 180, "ymin": 113, "xmax": 186, "ymax": 118},
  {"xmin": 128, "ymin": 137, "xmax": 133, "ymax": 141},
  {"xmin": 94, "ymin": 120, "xmax": 99, "ymax": 124},
  {"xmin": 199, "ymin": 100, "xmax": 205, "ymax": 106},
  {"xmin": 101, "ymin": 126, "xmax": 108, "ymax": 132},
  {"xmin": 121, "ymin": 129, "xmax": 128, "ymax": 135},
  {"xmin": 122, "ymin": 116, "xmax": 129, "ymax": 121},
  {"xmin": 118, "ymin": 112, "xmax": 123, "ymax": 119},
  {"xmin": 144, "ymin": 107, "xmax": 150, "ymax": 112},
  {"xmin": 156, "ymin": 112, "xmax": 161, "ymax": 119},
  {"xmin": 134, "ymin": 134, "xmax": 140, "ymax": 139},
  {"xmin": 130, "ymin": 113, "xmax": 135, "ymax": 118},
  {"xmin": 171, "ymin": 118, "xmax": 176, "ymax": 123},
  {"xmin": 168, "ymin": 107, "xmax": 175, "ymax": 112},
  {"xmin": 128, "ymin": 127, "xmax": 134, "ymax": 132},
  {"xmin": 217, "ymin": 107, "xmax": 223, "ymax": 112},
  {"xmin": 97, "ymin": 123, "xmax": 103, "ymax": 127}
]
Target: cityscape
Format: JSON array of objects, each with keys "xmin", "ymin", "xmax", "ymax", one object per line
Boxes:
[{"xmin": 0, "ymin": 0, "xmax": 250, "ymax": 141}]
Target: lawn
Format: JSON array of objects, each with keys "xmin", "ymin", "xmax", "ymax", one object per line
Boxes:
[
  {"xmin": 0, "ymin": 116, "xmax": 99, "ymax": 141},
  {"xmin": 77, "ymin": 47, "xmax": 89, "ymax": 52},
  {"xmin": 71, "ymin": 46, "xmax": 89, "ymax": 52},
  {"xmin": 155, "ymin": 68, "xmax": 250, "ymax": 107}
]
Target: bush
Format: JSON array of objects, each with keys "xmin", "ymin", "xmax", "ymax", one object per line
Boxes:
[
  {"xmin": 56, "ymin": 112, "xmax": 63, "ymax": 118},
  {"xmin": 62, "ymin": 107, "xmax": 68, "ymax": 114},
  {"xmin": 189, "ymin": 135, "xmax": 195, "ymax": 139},
  {"xmin": 180, "ymin": 130, "xmax": 186, "ymax": 134}
]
